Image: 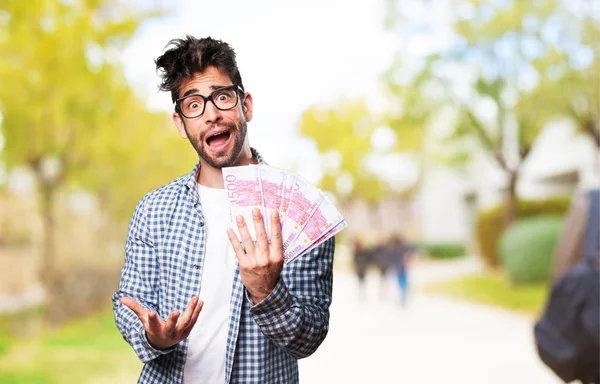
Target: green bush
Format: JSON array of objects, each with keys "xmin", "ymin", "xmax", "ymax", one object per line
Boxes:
[
  {"xmin": 475, "ymin": 197, "xmax": 571, "ymax": 267},
  {"xmin": 421, "ymin": 243, "xmax": 466, "ymax": 259},
  {"xmin": 499, "ymin": 216, "xmax": 563, "ymax": 285}
]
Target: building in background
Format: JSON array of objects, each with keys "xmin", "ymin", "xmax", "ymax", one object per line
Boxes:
[{"xmin": 416, "ymin": 122, "xmax": 598, "ymax": 252}]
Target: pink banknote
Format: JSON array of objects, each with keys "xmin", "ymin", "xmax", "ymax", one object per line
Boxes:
[
  {"xmin": 299, "ymin": 219, "xmax": 348, "ymax": 259},
  {"xmin": 222, "ymin": 165, "xmax": 348, "ymax": 261},
  {"xmin": 281, "ymin": 176, "xmax": 323, "ymax": 251},
  {"xmin": 278, "ymin": 173, "xmax": 297, "ymax": 227},
  {"xmin": 284, "ymin": 196, "xmax": 345, "ymax": 263},
  {"xmin": 222, "ymin": 165, "xmax": 264, "ymax": 240},
  {"xmin": 258, "ymin": 165, "xmax": 286, "ymax": 237}
]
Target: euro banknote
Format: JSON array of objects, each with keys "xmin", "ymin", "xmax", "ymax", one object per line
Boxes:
[{"xmin": 222, "ymin": 164, "xmax": 347, "ymax": 262}]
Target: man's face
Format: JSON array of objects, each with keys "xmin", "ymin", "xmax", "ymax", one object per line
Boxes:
[{"xmin": 172, "ymin": 66, "xmax": 253, "ymax": 169}]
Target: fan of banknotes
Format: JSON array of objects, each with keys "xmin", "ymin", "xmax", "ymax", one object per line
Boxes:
[{"xmin": 222, "ymin": 164, "xmax": 348, "ymax": 263}]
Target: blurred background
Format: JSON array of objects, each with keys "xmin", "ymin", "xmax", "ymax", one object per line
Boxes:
[{"xmin": 0, "ymin": 0, "xmax": 598, "ymax": 383}]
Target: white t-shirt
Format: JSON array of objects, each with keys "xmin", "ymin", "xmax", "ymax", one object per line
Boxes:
[{"xmin": 183, "ymin": 184, "xmax": 237, "ymax": 384}]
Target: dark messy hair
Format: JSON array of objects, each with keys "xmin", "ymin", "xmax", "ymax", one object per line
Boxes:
[{"xmin": 154, "ymin": 35, "xmax": 244, "ymax": 103}]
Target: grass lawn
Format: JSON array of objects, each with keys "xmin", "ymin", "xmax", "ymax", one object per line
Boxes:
[
  {"xmin": 0, "ymin": 307, "xmax": 141, "ymax": 384},
  {"xmin": 421, "ymin": 270, "xmax": 551, "ymax": 317}
]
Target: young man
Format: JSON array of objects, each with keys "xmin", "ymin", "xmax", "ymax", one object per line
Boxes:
[{"xmin": 112, "ymin": 35, "xmax": 335, "ymax": 384}]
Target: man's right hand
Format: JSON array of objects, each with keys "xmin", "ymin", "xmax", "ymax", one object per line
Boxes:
[{"xmin": 120, "ymin": 296, "xmax": 203, "ymax": 350}]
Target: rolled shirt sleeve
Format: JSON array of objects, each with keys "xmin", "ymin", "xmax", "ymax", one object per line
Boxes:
[{"xmin": 112, "ymin": 195, "xmax": 177, "ymax": 363}]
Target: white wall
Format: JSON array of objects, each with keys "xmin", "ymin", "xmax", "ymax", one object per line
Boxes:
[
  {"xmin": 520, "ymin": 122, "xmax": 599, "ymax": 196},
  {"xmin": 416, "ymin": 166, "xmax": 472, "ymax": 244}
]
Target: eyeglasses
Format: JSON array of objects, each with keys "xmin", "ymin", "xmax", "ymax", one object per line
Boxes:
[{"xmin": 175, "ymin": 85, "xmax": 244, "ymax": 118}]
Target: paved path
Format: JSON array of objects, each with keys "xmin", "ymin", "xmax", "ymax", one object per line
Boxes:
[{"xmin": 299, "ymin": 258, "xmax": 562, "ymax": 384}]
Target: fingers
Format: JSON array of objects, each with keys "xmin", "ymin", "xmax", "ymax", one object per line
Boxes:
[
  {"xmin": 124, "ymin": 296, "xmax": 203, "ymax": 348},
  {"xmin": 253, "ymin": 208, "xmax": 269, "ymax": 252},
  {"xmin": 147, "ymin": 311, "xmax": 165, "ymax": 335},
  {"xmin": 269, "ymin": 209, "xmax": 283, "ymax": 255},
  {"xmin": 164, "ymin": 309, "xmax": 180, "ymax": 337},
  {"xmin": 120, "ymin": 297, "xmax": 148, "ymax": 320},
  {"xmin": 227, "ymin": 228, "xmax": 246, "ymax": 257},
  {"xmin": 182, "ymin": 300, "xmax": 204, "ymax": 339},
  {"xmin": 175, "ymin": 296, "xmax": 198, "ymax": 334},
  {"xmin": 236, "ymin": 214, "xmax": 256, "ymax": 255}
]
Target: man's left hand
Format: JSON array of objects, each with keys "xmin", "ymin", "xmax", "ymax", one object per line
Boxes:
[{"xmin": 227, "ymin": 208, "xmax": 284, "ymax": 304}]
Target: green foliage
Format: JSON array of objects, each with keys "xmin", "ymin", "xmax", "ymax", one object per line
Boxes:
[
  {"xmin": 0, "ymin": 308, "xmax": 140, "ymax": 383},
  {"xmin": 0, "ymin": 306, "xmax": 44, "ymax": 359},
  {"xmin": 0, "ymin": 330, "xmax": 9, "ymax": 359},
  {"xmin": 77, "ymin": 98, "xmax": 196, "ymax": 221},
  {"xmin": 298, "ymin": 99, "xmax": 389, "ymax": 202},
  {"xmin": 384, "ymin": 0, "xmax": 599, "ymax": 228},
  {"xmin": 455, "ymin": 0, "xmax": 599, "ymax": 146},
  {"xmin": 1, "ymin": 0, "xmax": 146, "ymax": 167},
  {"xmin": 382, "ymin": 61, "xmax": 434, "ymax": 153},
  {"xmin": 499, "ymin": 216, "xmax": 563, "ymax": 285},
  {"xmin": 0, "ymin": 1, "xmax": 196, "ymax": 330},
  {"xmin": 475, "ymin": 197, "xmax": 571, "ymax": 266},
  {"xmin": 0, "ymin": 0, "xmax": 193, "ymax": 222},
  {"xmin": 420, "ymin": 242, "xmax": 466, "ymax": 259},
  {"xmin": 423, "ymin": 271, "xmax": 549, "ymax": 316},
  {"xmin": 447, "ymin": 0, "xmax": 599, "ymax": 147}
]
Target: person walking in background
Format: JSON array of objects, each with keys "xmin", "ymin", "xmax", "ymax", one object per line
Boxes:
[
  {"xmin": 352, "ymin": 237, "xmax": 368, "ymax": 294},
  {"xmin": 352, "ymin": 236, "xmax": 391, "ymax": 299},
  {"xmin": 111, "ymin": 35, "xmax": 335, "ymax": 384},
  {"xmin": 388, "ymin": 235, "xmax": 416, "ymax": 308}
]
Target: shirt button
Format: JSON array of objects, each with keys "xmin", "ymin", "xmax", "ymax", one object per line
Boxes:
[
  {"xmin": 200, "ymin": 221, "xmax": 204, "ymax": 227},
  {"xmin": 193, "ymin": 264, "xmax": 199, "ymax": 269}
]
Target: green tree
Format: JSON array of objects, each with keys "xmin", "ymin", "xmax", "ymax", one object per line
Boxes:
[
  {"xmin": 382, "ymin": 61, "xmax": 442, "ymax": 199},
  {"xmin": 74, "ymin": 78, "xmax": 194, "ymax": 223},
  {"xmin": 450, "ymin": 0, "xmax": 599, "ymax": 148},
  {"xmin": 0, "ymin": 0, "xmax": 180, "ymax": 323},
  {"xmin": 384, "ymin": 0, "xmax": 599, "ymax": 224},
  {"xmin": 298, "ymin": 99, "xmax": 386, "ymax": 206}
]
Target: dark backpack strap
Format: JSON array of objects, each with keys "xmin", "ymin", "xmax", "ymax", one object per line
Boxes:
[{"xmin": 584, "ymin": 188, "xmax": 600, "ymax": 266}]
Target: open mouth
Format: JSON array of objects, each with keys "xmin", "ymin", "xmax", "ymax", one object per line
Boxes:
[{"xmin": 206, "ymin": 130, "xmax": 232, "ymax": 151}]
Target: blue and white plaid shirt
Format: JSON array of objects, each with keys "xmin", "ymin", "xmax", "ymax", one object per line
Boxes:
[{"xmin": 112, "ymin": 149, "xmax": 335, "ymax": 383}]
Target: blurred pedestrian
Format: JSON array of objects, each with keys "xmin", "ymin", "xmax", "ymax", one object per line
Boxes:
[
  {"xmin": 352, "ymin": 236, "xmax": 391, "ymax": 299},
  {"xmin": 388, "ymin": 235, "xmax": 416, "ymax": 308}
]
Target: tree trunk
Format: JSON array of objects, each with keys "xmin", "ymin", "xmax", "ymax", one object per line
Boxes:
[
  {"xmin": 97, "ymin": 187, "xmax": 113, "ymax": 251},
  {"xmin": 38, "ymin": 179, "xmax": 62, "ymax": 327},
  {"xmin": 583, "ymin": 118, "xmax": 600, "ymax": 149},
  {"xmin": 505, "ymin": 169, "xmax": 519, "ymax": 227},
  {"xmin": 31, "ymin": 157, "xmax": 64, "ymax": 327},
  {"xmin": 39, "ymin": 183, "xmax": 56, "ymax": 284}
]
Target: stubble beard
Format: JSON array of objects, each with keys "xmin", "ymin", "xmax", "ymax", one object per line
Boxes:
[{"xmin": 185, "ymin": 119, "xmax": 248, "ymax": 169}]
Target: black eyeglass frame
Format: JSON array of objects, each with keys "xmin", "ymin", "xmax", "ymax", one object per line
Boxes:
[{"xmin": 174, "ymin": 85, "xmax": 245, "ymax": 118}]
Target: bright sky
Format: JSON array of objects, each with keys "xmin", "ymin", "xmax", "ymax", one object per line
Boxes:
[{"xmin": 121, "ymin": 0, "xmax": 397, "ymax": 184}]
